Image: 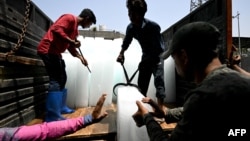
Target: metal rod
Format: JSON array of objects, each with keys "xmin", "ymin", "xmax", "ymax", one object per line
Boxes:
[
  {"xmin": 233, "ymin": 11, "xmax": 241, "ymax": 67},
  {"xmin": 78, "ymin": 48, "xmax": 91, "ymax": 73},
  {"xmin": 233, "ymin": 11, "xmax": 241, "ymax": 56}
]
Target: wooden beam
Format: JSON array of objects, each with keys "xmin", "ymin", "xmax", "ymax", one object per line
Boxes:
[
  {"xmin": 226, "ymin": 0, "xmax": 232, "ymax": 59},
  {"xmin": 0, "ymin": 53, "xmax": 44, "ymax": 66}
]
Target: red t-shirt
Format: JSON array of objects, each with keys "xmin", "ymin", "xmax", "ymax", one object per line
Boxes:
[{"xmin": 37, "ymin": 14, "xmax": 79, "ymax": 58}]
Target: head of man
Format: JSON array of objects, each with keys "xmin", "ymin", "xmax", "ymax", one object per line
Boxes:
[
  {"xmin": 78, "ymin": 8, "xmax": 96, "ymax": 28},
  {"xmin": 161, "ymin": 22, "xmax": 221, "ymax": 82},
  {"xmin": 126, "ymin": 0, "xmax": 147, "ymax": 27}
]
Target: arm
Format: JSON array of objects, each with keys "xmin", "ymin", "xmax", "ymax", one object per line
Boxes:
[
  {"xmin": 0, "ymin": 127, "xmax": 19, "ymax": 141},
  {"xmin": 228, "ymin": 45, "xmax": 250, "ymax": 77},
  {"xmin": 142, "ymin": 97, "xmax": 183, "ymax": 123},
  {"xmin": 67, "ymin": 45, "xmax": 80, "ymax": 57},
  {"xmin": 67, "ymin": 40, "xmax": 88, "ymax": 66},
  {"xmin": 50, "ymin": 14, "xmax": 76, "ymax": 43},
  {"xmin": 143, "ymin": 113, "xmax": 169, "ymax": 141},
  {"xmin": 151, "ymin": 22, "xmax": 165, "ymax": 53},
  {"xmin": 14, "ymin": 117, "xmax": 85, "ymax": 141},
  {"xmin": 165, "ymin": 107, "xmax": 183, "ymax": 123},
  {"xmin": 13, "ymin": 94, "xmax": 108, "ymax": 141},
  {"xmin": 2, "ymin": 116, "xmax": 95, "ymax": 141},
  {"xmin": 121, "ymin": 24, "xmax": 133, "ymax": 52},
  {"xmin": 50, "ymin": 14, "xmax": 82, "ymax": 56},
  {"xmin": 117, "ymin": 25, "xmax": 133, "ymax": 64},
  {"xmin": 231, "ymin": 64, "xmax": 250, "ymax": 77},
  {"xmin": 168, "ymin": 93, "xmax": 203, "ymax": 141}
]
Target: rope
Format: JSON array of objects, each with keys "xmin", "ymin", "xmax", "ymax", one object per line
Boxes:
[{"xmin": 113, "ymin": 64, "xmax": 140, "ymax": 96}]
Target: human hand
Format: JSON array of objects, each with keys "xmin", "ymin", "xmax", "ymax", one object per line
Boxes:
[
  {"xmin": 232, "ymin": 55, "xmax": 241, "ymax": 65},
  {"xmin": 74, "ymin": 40, "xmax": 81, "ymax": 48},
  {"xmin": 132, "ymin": 100, "xmax": 149, "ymax": 127},
  {"xmin": 79, "ymin": 56, "xmax": 88, "ymax": 66},
  {"xmin": 142, "ymin": 97, "xmax": 165, "ymax": 118},
  {"xmin": 92, "ymin": 94, "xmax": 108, "ymax": 122},
  {"xmin": 68, "ymin": 37, "xmax": 81, "ymax": 48},
  {"xmin": 229, "ymin": 44, "xmax": 241, "ymax": 66},
  {"xmin": 116, "ymin": 54, "xmax": 125, "ymax": 65}
]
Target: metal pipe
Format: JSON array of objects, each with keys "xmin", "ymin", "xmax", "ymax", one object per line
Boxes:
[
  {"xmin": 233, "ymin": 11, "xmax": 241, "ymax": 56},
  {"xmin": 78, "ymin": 48, "xmax": 91, "ymax": 73}
]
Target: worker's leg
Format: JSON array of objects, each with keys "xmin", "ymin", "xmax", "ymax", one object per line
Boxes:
[
  {"xmin": 39, "ymin": 54, "xmax": 66, "ymax": 122},
  {"xmin": 45, "ymin": 91, "xmax": 66, "ymax": 122},
  {"xmin": 153, "ymin": 60, "xmax": 166, "ymax": 108},
  {"xmin": 138, "ymin": 64, "xmax": 152, "ymax": 97},
  {"xmin": 59, "ymin": 60, "xmax": 74, "ymax": 114}
]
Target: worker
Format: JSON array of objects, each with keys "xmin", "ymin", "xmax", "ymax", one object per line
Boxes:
[
  {"xmin": 37, "ymin": 8, "xmax": 96, "ymax": 122},
  {"xmin": 117, "ymin": 0, "xmax": 166, "ymax": 109},
  {"xmin": 0, "ymin": 94, "xmax": 108, "ymax": 141},
  {"xmin": 133, "ymin": 22, "xmax": 250, "ymax": 141}
]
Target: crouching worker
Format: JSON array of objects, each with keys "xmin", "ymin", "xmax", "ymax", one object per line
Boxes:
[
  {"xmin": 0, "ymin": 94, "xmax": 108, "ymax": 141},
  {"xmin": 133, "ymin": 22, "xmax": 250, "ymax": 141}
]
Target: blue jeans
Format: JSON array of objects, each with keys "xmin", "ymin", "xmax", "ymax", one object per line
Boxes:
[{"xmin": 138, "ymin": 58, "xmax": 165, "ymax": 99}]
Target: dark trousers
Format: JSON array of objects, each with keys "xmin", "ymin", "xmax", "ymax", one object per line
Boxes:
[
  {"xmin": 138, "ymin": 59, "xmax": 165, "ymax": 99},
  {"xmin": 39, "ymin": 54, "xmax": 67, "ymax": 91}
]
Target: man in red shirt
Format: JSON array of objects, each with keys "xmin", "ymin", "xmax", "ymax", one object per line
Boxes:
[{"xmin": 37, "ymin": 8, "xmax": 96, "ymax": 122}]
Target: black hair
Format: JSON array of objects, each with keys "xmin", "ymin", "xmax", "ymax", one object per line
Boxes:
[
  {"xmin": 171, "ymin": 22, "xmax": 221, "ymax": 70},
  {"xmin": 126, "ymin": 0, "xmax": 147, "ymax": 16},
  {"xmin": 79, "ymin": 8, "xmax": 96, "ymax": 24},
  {"xmin": 186, "ymin": 45, "xmax": 219, "ymax": 70}
]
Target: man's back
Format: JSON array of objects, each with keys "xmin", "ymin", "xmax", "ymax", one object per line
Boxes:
[{"xmin": 171, "ymin": 66, "xmax": 250, "ymax": 140}]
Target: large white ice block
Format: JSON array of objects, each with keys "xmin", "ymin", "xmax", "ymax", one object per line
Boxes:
[{"xmin": 117, "ymin": 86, "xmax": 153, "ymax": 141}]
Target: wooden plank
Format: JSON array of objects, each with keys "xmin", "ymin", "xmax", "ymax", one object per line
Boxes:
[
  {"xmin": 0, "ymin": 65, "xmax": 47, "ymax": 79},
  {"xmin": 0, "ymin": 25, "xmax": 40, "ymax": 50},
  {"xmin": 0, "ymin": 3, "xmax": 49, "ymax": 39},
  {"xmin": 0, "ymin": 93, "xmax": 45, "ymax": 116},
  {"xmin": 0, "ymin": 77, "xmax": 47, "ymax": 86},
  {"xmin": 0, "ymin": 105, "xmax": 42, "ymax": 127},
  {"xmin": 0, "ymin": 96, "xmax": 33, "ymax": 116},
  {"xmin": 0, "ymin": 84, "xmax": 48, "ymax": 102},
  {"xmin": 0, "ymin": 90, "xmax": 16, "ymax": 103},
  {"xmin": 226, "ymin": 0, "xmax": 232, "ymax": 59},
  {"xmin": 161, "ymin": 122, "xmax": 177, "ymax": 133},
  {"xmin": 0, "ymin": 53, "xmax": 44, "ymax": 66}
]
